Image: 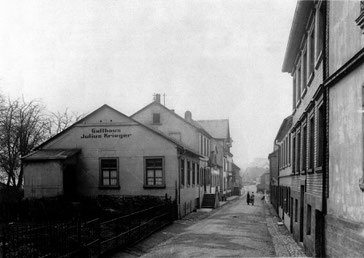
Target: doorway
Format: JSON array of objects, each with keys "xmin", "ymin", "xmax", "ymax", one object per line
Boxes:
[{"xmin": 300, "ymin": 185, "xmax": 304, "ymax": 242}]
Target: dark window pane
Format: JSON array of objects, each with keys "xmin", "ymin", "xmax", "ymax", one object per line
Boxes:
[{"xmin": 101, "ymin": 159, "xmax": 117, "ymax": 168}]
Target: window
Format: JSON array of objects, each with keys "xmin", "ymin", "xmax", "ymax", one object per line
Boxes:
[
  {"xmin": 187, "ymin": 161, "xmax": 191, "ymax": 186},
  {"xmin": 295, "ymin": 199, "xmax": 298, "ymax": 222},
  {"xmin": 296, "ymin": 66, "xmax": 301, "ymax": 104},
  {"xmin": 301, "ymin": 48, "xmax": 307, "ymax": 93},
  {"xmin": 309, "ymin": 116, "xmax": 315, "ymax": 170},
  {"xmin": 302, "ymin": 125, "xmax": 307, "ymax": 172},
  {"xmin": 317, "ymin": 105, "xmax": 324, "ymax": 168},
  {"xmin": 152, "ymin": 113, "xmax": 160, "ymax": 124},
  {"xmin": 145, "ymin": 157, "xmax": 164, "ymax": 187},
  {"xmin": 292, "ymin": 135, "xmax": 296, "ymax": 174},
  {"xmin": 293, "ymin": 75, "xmax": 296, "ymax": 109},
  {"xmin": 315, "ymin": 3, "xmax": 324, "ymax": 62},
  {"xmin": 307, "ymin": 205, "xmax": 312, "ymax": 235},
  {"xmin": 180, "ymin": 159, "xmax": 185, "ymax": 187},
  {"xmin": 100, "ymin": 158, "xmax": 119, "ymax": 187},
  {"xmin": 288, "ymin": 135, "xmax": 291, "ymax": 165},
  {"xmin": 200, "ymin": 135, "xmax": 203, "ymax": 155},
  {"xmin": 308, "ymin": 23, "xmax": 315, "ymax": 79},
  {"xmin": 197, "ymin": 164, "xmax": 200, "ymax": 185},
  {"xmin": 192, "ymin": 163, "xmax": 196, "ymax": 186},
  {"xmin": 204, "ymin": 138, "xmax": 207, "ymax": 156}
]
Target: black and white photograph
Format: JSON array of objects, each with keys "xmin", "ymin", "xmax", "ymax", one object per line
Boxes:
[{"xmin": 0, "ymin": 0, "xmax": 364, "ymax": 257}]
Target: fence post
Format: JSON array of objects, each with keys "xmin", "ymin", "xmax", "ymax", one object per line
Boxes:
[
  {"xmin": 2, "ymin": 225, "xmax": 6, "ymax": 258},
  {"xmin": 77, "ymin": 219, "xmax": 82, "ymax": 247},
  {"xmin": 97, "ymin": 218, "xmax": 101, "ymax": 256}
]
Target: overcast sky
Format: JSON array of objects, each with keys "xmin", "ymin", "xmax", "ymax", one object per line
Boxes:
[{"xmin": 0, "ymin": 0, "xmax": 296, "ymax": 168}]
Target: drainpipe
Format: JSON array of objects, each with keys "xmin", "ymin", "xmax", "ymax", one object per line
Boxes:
[{"xmin": 321, "ymin": 1, "xmax": 328, "ymax": 256}]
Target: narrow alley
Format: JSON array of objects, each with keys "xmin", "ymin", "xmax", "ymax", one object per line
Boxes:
[{"xmin": 112, "ymin": 192, "xmax": 307, "ymax": 258}]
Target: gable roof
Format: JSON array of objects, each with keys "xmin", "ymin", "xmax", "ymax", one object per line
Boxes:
[
  {"xmin": 275, "ymin": 115, "xmax": 293, "ymax": 142},
  {"xmin": 33, "ymin": 104, "xmax": 201, "ymax": 158},
  {"xmin": 197, "ymin": 119, "xmax": 230, "ymax": 140},
  {"xmin": 132, "ymin": 101, "xmax": 213, "ymax": 138},
  {"xmin": 282, "ymin": 0, "xmax": 314, "ymax": 73}
]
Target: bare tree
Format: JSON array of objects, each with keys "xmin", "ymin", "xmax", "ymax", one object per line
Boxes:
[
  {"xmin": 0, "ymin": 98, "xmax": 49, "ymax": 188},
  {"xmin": 46, "ymin": 108, "xmax": 84, "ymax": 136}
]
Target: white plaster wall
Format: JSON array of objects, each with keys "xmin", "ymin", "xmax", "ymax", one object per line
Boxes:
[
  {"xmin": 329, "ymin": 63, "xmax": 364, "ymax": 222},
  {"xmin": 37, "ymin": 107, "xmax": 182, "ymax": 198},
  {"xmin": 329, "ymin": 1, "xmax": 364, "ymax": 74},
  {"xmin": 132, "ymin": 104, "xmax": 200, "ymax": 152}
]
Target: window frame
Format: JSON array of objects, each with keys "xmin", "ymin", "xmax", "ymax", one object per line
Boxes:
[
  {"xmin": 152, "ymin": 113, "xmax": 161, "ymax": 124},
  {"xmin": 316, "ymin": 102, "xmax": 325, "ymax": 171},
  {"xmin": 302, "ymin": 123, "xmax": 307, "ymax": 174},
  {"xmin": 143, "ymin": 156, "xmax": 166, "ymax": 189},
  {"xmin": 99, "ymin": 157, "xmax": 120, "ymax": 189},
  {"xmin": 308, "ymin": 114, "xmax": 315, "ymax": 173},
  {"xmin": 307, "ymin": 24, "xmax": 315, "ymax": 84},
  {"xmin": 296, "ymin": 64, "xmax": 302, "ymax": 107},
  {"xmin": 187, "ymin": 160, "xmax": 191, "ymax": 187},
  {"xmin": 301, "ymin": 46, "xmax": 308, "ymax": 97},
  {"xmin": 296, "ymin": 129, "xmax": 301, "ymax": 174},
  {"xmin": 314, "ymin": 1, "xmax": 324, "ymax": 68},
  {"xmin": 180, "ymin": 158, "xmax": 185, "ymax": 188}
]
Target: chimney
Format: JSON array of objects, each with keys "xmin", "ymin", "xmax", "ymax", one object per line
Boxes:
[
  {"xmin": 185, "ymin": 111, "xmax": 192, "ymax": 121},
  {"xmin": 171, "ymin": 109, "xmax": 175, "ymax": 113},
  {"xmin": 155, "ymin": 94, "xmax": 161, "ymax": 103}
]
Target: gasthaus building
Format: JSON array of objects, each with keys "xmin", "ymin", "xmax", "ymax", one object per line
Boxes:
[{"xmin": 22, "ymin": 104, "xmax": 201, "ymax": 218}]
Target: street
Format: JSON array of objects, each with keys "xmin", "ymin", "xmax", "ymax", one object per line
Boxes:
[{"xmin": 111, "ymin": 189, "xmax": 306, "ymax": 258}]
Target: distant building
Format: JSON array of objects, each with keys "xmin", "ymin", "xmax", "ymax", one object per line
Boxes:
[
  {"xmin": 197, "ymin": 119, "xmax": 233, "ymax": 199},
  {"xmin": 268, "ymin": 149, "xmax": 278, "ymax": 211},
  {"xmin": 23, "ymin": 105, "xmax": 201, "ymax": 219},
  {"xmin": 276, "ymin": 115, "xmax": 293, "ymax": 231}
]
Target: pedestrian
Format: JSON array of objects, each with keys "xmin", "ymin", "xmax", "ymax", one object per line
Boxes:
[
  {"xmin": 246, "ymin": 191, "xmax": 250, "ymax": 205},
  {"xmin": 251, "ymin": 192, "xmax": 255, "ymax": 206}
]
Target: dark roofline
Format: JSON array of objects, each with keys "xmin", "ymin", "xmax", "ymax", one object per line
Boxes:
[
  {"xmin": 197, "ymin": 119, "xmax": 231, "ymax": 141},
  {"xmin": 282, "ymin": 0, "xmax": 314, "ymax": 73},
  {"xmin": 275, "ymin": 115, "xmax": 293, "ymax": 142},
  {"xmin": 132, "ymin": 101, "xmax": 213, "ymax": 138},
  {"xmin": 34, "ymin": 104, "xmax": 201, "ymax": 158}
]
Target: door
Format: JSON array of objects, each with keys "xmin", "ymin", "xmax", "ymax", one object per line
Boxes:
[{"xmin": 300, "ymin": 185, "xmax": 304, "ymax": 242}]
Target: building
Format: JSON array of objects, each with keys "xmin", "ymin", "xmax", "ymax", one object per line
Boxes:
[
  {"xmin": 197, "ymin": 119, "xmax": 233, "ymax": 199},
  {"xmin": 281, "ymin": 0, "xmax": 327, "ymax": 256},
  {"xmin": 22, "ymin": 104, "xmax": 201, "ymax": 218},
  {"xmin": 268, "ymin": 149, "xmax": 279, "ymax": 212},
  {"xmin": 324, "ymin": 1, "xmax": 364, "ymax": 256},
  {"xmin": 131, "ymin": 95, "xmax": 222, "ymax": 208},
  {"xmin": 232, "ymin": 163, "xmax": 242, "ymax": 195},
  {"xmin": 275, "ymin": 115, "xmax": 293, "ymax": 231}
]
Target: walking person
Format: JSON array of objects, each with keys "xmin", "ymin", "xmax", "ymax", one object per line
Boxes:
[
  {"xmin": 246, "ymin": 191, "xmax": 250, "ymax": 205},
  {"xmin": 250, "ymin": 192, "xmax": 255, "ymax": 206}
]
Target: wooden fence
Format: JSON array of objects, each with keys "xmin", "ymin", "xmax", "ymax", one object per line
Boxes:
[{"xmin": 1, "ymin": 201, "xmax": 175, "ymax": 257}]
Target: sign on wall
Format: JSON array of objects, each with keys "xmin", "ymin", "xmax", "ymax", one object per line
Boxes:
[{"xmin": 81, "ymin": 128, "xmax": 132, "ymax": 139}]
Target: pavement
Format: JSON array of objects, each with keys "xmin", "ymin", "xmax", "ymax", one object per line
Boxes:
[{"xmin": 109, "ymin": 194, "xmax": 308, "ymax": 258}]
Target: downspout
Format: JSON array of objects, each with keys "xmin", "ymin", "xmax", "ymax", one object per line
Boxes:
[{"xmin": 321, "ymin": 1, "xmax": 329, "ymax": 257}]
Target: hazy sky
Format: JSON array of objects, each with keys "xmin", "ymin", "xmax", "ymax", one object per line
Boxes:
[{"xmin": 0, "ymin": 0, "xmax": 296, "ymax": 168}]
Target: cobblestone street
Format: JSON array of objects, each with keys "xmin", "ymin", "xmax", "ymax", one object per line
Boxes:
[{"xmin": 111, "ymin": 194, "xmax": 308, "ymax": 257}]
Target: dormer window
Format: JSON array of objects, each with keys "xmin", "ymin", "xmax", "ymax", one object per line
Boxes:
[{"xmin": 152, "ymin": 113, "xmax": 160, "ymax": 124}]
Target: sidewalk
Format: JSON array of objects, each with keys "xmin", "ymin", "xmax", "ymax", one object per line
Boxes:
[{"xmin": 264, "ymin": 201, "xmax": 308, "ymax": 257}]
